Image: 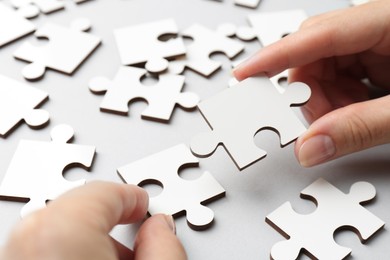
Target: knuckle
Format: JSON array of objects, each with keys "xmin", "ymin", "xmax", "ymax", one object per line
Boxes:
[{"xmin": 344, "ymin": 109, "xmax": 375, "ymax": 150}]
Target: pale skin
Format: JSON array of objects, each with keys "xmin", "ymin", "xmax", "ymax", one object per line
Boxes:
[
  {"xmin": 0, "ymin": 182, "xmax": 187, "ymax": 260},
  {"xmin": 234, "ymin": 0, "xmax": 390, "ymax": 167}
]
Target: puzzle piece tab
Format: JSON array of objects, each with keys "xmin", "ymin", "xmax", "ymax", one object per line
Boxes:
[
  {"xmin": 118, "ymin": 144, "xmax": 225, "ymax": 230},
  {"xmin": 13, "ymin": 18, "xmax": 101, "ymax": 81},
  {"xmin": 0, "ymin": 74, "xmax": 49, "ymax": 137},
  {"xmin": 114, "ymin": 18, "xmax": 186, "ymax": 74},
  {"xmin": 89, "ymin": 66, "xmax": 199, "ymax": 122},
  {"xmin": 0, "ymin": 3, "xmax": 36, "ymax": 47},
  {"xmin": 0, "ymin": 124, "xmax": 96, "ymax": 218},
  {"xmin": 267, "ymin": 178, "xmax": 385, "ymax": 259},
  {"xmin": 190, "ymin": 75, "xmax": 311, "ymax": 170}
]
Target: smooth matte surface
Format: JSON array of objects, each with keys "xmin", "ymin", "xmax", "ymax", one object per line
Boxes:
[{"xmin": 0, "ymin": 0, "xmax": 389, "ymax": 259}]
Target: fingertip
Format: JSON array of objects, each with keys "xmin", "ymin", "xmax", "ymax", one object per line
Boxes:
[{"xmin": 119, "ymin": 184, "xmax": 149, "ymax": 224}]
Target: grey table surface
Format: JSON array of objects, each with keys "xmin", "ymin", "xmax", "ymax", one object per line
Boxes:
[{"xmin": 0, "ymin": 0, "xmax": 389, "ymax": 259}]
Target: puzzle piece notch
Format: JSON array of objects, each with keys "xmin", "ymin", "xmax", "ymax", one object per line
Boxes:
[
  {"xmin": 217, "ymin": 23, "xmax": 256, "ymax": 41},
  {"xmin": 0, "ymin": 74, "xmax": 50, "ymax": 137},
  {"xmin": 267, "ymin": 178, "xmax": 385, "ymax": 260},
  {"xmin": 191, "ymin": 75, "xmax": 311, "ymax": 170},
  {"xmin": 168, "ymin": 24, "xmax": 244, "ymax": 77},
  {"xmin": 114, "ymin": 18, "xmax": 186, "ymax": 74},
  {"xmin": 117, "ymin": 144, "xmax": 225, "ymax": 230},
  {"xmin": 0, "ymin": 124, "xmax": 96, "ymax": 218},
  {"xmin": 14, "ymin": 18, "xmax": 101, "ymax": 81},
  {"xmin": 89, "ymin": 66, "xmax": 199, "ymax": 122}
]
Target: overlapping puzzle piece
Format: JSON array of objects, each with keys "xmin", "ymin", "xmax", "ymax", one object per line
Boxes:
[
  {"xmin": 0, "ymin": 74, "xmax": 49, "ymax": 137},
  {"xmin": 13, "ymin": 18, "xmax": 101, "ymax": 81},
  {"xmin": 114, "ymin": 18, "xmax": 186, "ymax": 74},
  {"xmin": 89, "ymin": 66, "xmax": 199, "ymax": 122},
  {"xmin": 0, "ymin": 3, "xmax": 36, "ymax": 48},
  {"xmin": 267, "ymin": 178, "xmax": 385, "ymax": 259},
  {"xmin": 118, "ymin": 144, "xmax": 225, "ymax": 230},
  {"xmin": 0, "ymin": 124, "xmax": 96, "ymax": 218},
  {"xmin": 190, "ymin": 75, "xmax": 311, "ymax": 170}
]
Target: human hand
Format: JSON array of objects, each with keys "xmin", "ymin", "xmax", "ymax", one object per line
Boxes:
[
  {"xmin": 0, "ymin": 181, "xmax": 187, "ymax": 260},
  {"xmin": 234, "ymin": 0, "xmax": 390, "ymax": 167}
]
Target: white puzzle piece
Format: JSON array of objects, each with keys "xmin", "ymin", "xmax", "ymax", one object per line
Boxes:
[
  {"xmin": 13, "ymin": 18, "xmax": 101, "ymax": 81},
  {"xmin": 89, "ymin": 66, "xmax": 199, "ymax": 122},
  {"xmin": 114, "ymin": 18, "xmax": 186, "ymax": 74},
  {"xmin": 216, "ymin": 23, "xmax": 256, "ymax": 42},
  {"xmin": 0, "ymin": 74, "xmax": 49, "ymax": 137},
  {"xmin": 118, "ymin": 144, "xmax": 225, "ymax": 230},
  {"xmin": 0, "ymin": 124, "xmax": 96, "ymax": 218},
  {"xmin": 169, "ymin": 24, "xmax": 244, "ymax": 77},
  {"xmin": 234, "ymin": 0, "xmax": 261, "ymax": 9},
  {"xmin": 267, "ymin": 178, "xmax": 385, "ymax": 259},
  {"xmin": 190, "ymin": 75, "xmax": 311, "ymax": 170},
  {"xmin": 0, "ymin": 3, "xmax": 36, "ymax": 47},
  {"xmin": 351, "ymin": 0, "xmax": 370, "ymax": 5},
  {"xmin": 11, "ymin": 0, "xmax": 65, "ymax": 18}
]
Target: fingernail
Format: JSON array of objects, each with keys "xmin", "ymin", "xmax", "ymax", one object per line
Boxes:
[
  {"xmin": 164, "ymin": 215, "xmax": 176, "ymax": 234},
  {"xmin": 298, "ymin": 135, "xmax": 336, "ymax": 167}
]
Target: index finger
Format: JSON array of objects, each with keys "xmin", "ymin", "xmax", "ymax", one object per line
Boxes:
[{"xmin": 234, "ymin": 1, "xmax": 390, "ymax": 80}]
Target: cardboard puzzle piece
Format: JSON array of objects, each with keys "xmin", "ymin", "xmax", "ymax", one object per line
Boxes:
[
  {"xmin": 169, "ymin": 24, "xmax": 244, "ymax": 77},
  {"xmin": 0, "ymin": 124, "xmax": 96, "ymax": 218},
  {"xmin": 114, "ymin": 18, "xmax": 186, "ymax": 74},
  {"xmin": 0, "ymin": 74, "xmax": 50, "ymax": 137},
  {"xmin": 89, "ymin": 66, "xmax": 199, "ymax": 122},
  {"xmin": 216, "ymin": 23, "xmax": 256, "ymax": 42},
  {"xmin": 234, "ymin": 0, "xmax": 261, "ymax": 9},
  {"xmin": 267, "ymin": 178, "xmax": 385, "ymax": 259},
  {"xmin": 351, "ymin": 0, "xmax": 370, "ymax": 5},
  {"xmin": 118, "ymin": 144, "xmax": 225, "ymax": 230},
  {"xmin": 13, "ymin": 18, "xmax": 101, "ymax": 81},
  {"xmin": 0, "ymin": 3, "xmax": 36, "ymax": 48},
  {"xmin": 190, "ymin": 75, "xmax": 311, "ymax": 170}
]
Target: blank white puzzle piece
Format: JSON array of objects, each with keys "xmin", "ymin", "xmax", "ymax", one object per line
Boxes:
[
  {"xmin": 234, "ymin": 0, "xmax": 261, "ymax": 9},
  {"xmin": 169, "ymin": 24, "xmax": 244, "ymax": 77},
  {"xmin": 14, "ymin": 18, "xmax": 101, "ymax": 81},
  {"xmin": 0, "ymin": 74, "xmax": 49, "ymax": 137},
  {"xmin": 0, "ymin": 3, "xmax": 36, "ymax": 48},
  {"xmin": 89, "ymin": 66, "xmax": 199, "ymax": 122},
  {"xmin": 267, "ymin": 178, "xmax": 385, "ymax": 259},
  {"xmin": 191, "ymin": 75, "xmax": 311, "ymax": 170},
  {"xmin": 114, "ymin": 18, "xmax": 186, "ymax": 74},
  {"xmin": 351, "ymin": 0, "xmax": 370, "ymax": 5},
  {"xmin": 0, "ymin": 124, "xmax": 96, "ymax": 218},
  {"xmin": 118, "ymin": 144, "xmax": 225, "ymax": 230}
]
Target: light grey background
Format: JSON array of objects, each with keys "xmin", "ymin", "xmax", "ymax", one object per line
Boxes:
[{"xmin": 0, "ymin": 0, "xmax": 389, "ymax": 259}]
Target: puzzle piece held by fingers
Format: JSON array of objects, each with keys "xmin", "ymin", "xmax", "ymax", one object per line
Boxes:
[
  {"xmin": 190, "ymin": 75, "xmax": 311, "ymax": 170},
  {"xmin": 0, "ymin": 124, "xmax": 96, "ymax": 218},
  {"xmin": 13, "ymin": 18, "xmax": 101, "ymax": 81},
  {"xmin": 267, "ymin": 178, "xmax": 385, "ymax": 259},
  {"xmin": 118, "ymin": 144, "xmax": 225, "ymax": 230},
  {"xmin": 89, "ymin": 66, "xmax": 199, "ymax": 122},
  {"xmin": 0, "ymin": 74, "xmax": 49, "ymax": 137}
]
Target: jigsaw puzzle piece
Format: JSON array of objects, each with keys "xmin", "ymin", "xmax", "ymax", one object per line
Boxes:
[
  {"xmin": 117, "ymin": 144, "xmax": 225, "ymax": 230},
  {"xmin": 267, "ymin": 178, "xmax": 385, "ymax": 259},
  {"xmin": 191, "ymin": 75, "xmax": 310, "ymax": 170},
  {"xmin": 0, "ymin": 74, "xmax": 50, "ymax": 137},
  {"xmin": 114, "ymin": 18, "xmax": 186, "ymax": 73},
  {"xmin": 0, "ymin": 124, "xmax": 96, "ymax": 217},
  {"xmin": 14, "ymin": 18, "xmax": 101, "ymax": 81},
  {"xmin": 234, "ymin": 0, "xmax": 261, "ymax": 9},
  {"xmin": 169, "ymin": 24, "xmax": 244, "ymax": 77},
  {"xmin": 11, "ymin": 0, "xmax": 65, "ymax": 18},
  {"xmin": 89, "ymin": 66, "xmax": 199, "ymax": 122},
  {"xmin": 0, "ymin": 3, "xmax": 36, "ymax": 47}
]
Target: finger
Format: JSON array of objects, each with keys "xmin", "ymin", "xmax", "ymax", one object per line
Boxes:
[
  {"xmin": 295, "ymin": 95, "xmax": 390, "ymax": 167},
  {"xmin": 134, "ymin": 215, "xmax": 187, "ymax": 260},
  {"xmin": 111, "ymin": 238, "xmax": 134, "ymax": 260},
  {"xmin": 234, "ymin": 1, "xmax": 390, "ymax": 80},
  {"xmin": 47, "ymin": 181, "xmax": 149, "ymax": 233}
]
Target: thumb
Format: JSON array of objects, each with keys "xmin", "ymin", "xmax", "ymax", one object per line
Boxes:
[
  {"xmin": 134, "ymin": 214, "xmax": 187, "ymax": 260},
  {"xmin": 295, "ymin": 95, "xmax": 390, "ymax": 167}
]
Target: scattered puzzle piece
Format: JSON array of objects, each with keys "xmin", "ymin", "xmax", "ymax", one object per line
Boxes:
[
  {"xmin": 114, "ymin": 18, "xmax": 186, "ymax": 74},
  {"xmin": 11, "ymin": 0, "xmax": 65, "ymax": 18},
  {"xmin": 351, "ymin": 0, "xmax": 370, "ymax": 5},
  {"xmin": 89, "ymin": 66, "xmax": 199, "ymax": 122},
  {"xmin": 169, "ymin": 24, "xmax": 244, "ymax": 77},
  {"xmin": 217, "ymin": 23, "xmax": 256, "ymax": 41},
  {"xmin": 118, "ymin": 144, "xmax": 225, "ymax": 230},
  {"xmin": 190, "ymin": 75, "xmax": 311, "ymax": 170},
  {"xmin": 234, "ymin": 0, "xmax": 261, "ymax": 9},
  {"xmin": 0, "ymin": 124, "xmax": 96, "ymax": 218},
  {"xmin": 267, "ymin": 178, "xmax": 385, "ymax": 259},
  {"xmin": 13, "ymin": 18, "xmax": 101, "ymax": 81},
  {"xmin": 0, "ymin": 3, "xmax": 36, "ymax": 48},
  {"xmin": 0, "ymin": 74, "xmax": 50, "ymax": 137}
]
